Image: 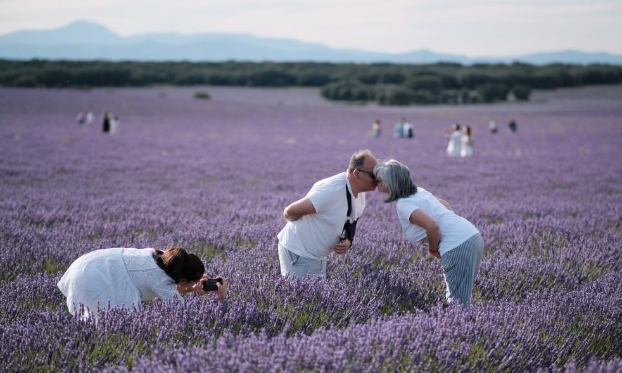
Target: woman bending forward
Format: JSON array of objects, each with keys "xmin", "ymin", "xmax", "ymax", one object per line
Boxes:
[
  {"xmin": 374, "ymin": 160, "xmax": 484, "ymax": 309},
  {"xmin": 57, "ymin": 246, "xmax": 227, "ymax": 320}
]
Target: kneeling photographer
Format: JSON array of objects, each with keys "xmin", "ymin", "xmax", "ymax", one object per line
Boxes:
[{"xmin": 58, "ymin": 246, "xmax": 228, "ymax": 321}]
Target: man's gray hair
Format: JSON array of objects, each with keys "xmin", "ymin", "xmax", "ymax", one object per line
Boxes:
[
  {"xmin": 373, "ymin": 159, "xmax": 418, "ymax": 202},
  {"xmin": 347, "ymin": 149, "xmax": 375, "ymax": 173}
]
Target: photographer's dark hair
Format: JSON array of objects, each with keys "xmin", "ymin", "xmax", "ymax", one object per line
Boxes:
[{"xmin": 153, "ymin": 247, "xmax": 205, "ymax": 284}]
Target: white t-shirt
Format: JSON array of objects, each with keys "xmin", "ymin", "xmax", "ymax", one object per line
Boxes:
[
  {"xmin": 57, "ymin": 248, "xmax": 183, "ymax": 320},
  {"xmin": 396, "ymin": 187, "xmax": 479, "ymax": 256},
  {"xmin": 277, "ymin": 172, "xmax": 365, "ymax": 259}
]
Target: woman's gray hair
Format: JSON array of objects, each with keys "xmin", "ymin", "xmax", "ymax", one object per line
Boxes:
[{"xmin": 373, "ymin": 159, "xmax": 417, "ymax": 202}]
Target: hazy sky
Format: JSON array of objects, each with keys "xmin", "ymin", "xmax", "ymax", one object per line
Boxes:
[{"xmin": 1, "ymin": 0, "xmax": 621, "ymax": 56}]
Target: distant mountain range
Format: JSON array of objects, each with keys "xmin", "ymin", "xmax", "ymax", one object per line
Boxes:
[{"xmin": 1, "ymin": 20, "xmax": 621, "ymax": 65}]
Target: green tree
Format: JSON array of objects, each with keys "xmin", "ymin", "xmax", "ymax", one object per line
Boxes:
[
  {"xmin": 376, "ymin": 85, "xmax": 416, "ymax": 106},
  {"xmin": 512, "ymin": 85, "xmax": 532, "ymax": 101},
  {"xmin": 404, "ymin": 76, "xmax": 443, "ymax": 95},
  {"xmin": 476, "ymin": 83, "xmax": 510, "ymax": 103}
]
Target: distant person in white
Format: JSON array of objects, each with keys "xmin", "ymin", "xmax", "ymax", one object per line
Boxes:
[
  {"xmin": 86, "ymin": 111, "xmax": 94, "ymax": 125},
  {"xmin": 488, "ymin": 120, "xmax": 498, "ymax": 134},
  {"xmin": 374, "ymin": 159, "xmax": 484, "ymax": 309},
  {"xmin": 446, "ymin": 123, "xmax": 462, "ymax": 156},
  {"xmin": 460, "ymin": 125, "xmax": 473, "ymax": 157},
  {"xmin": 110, "ymin": 114, "xmax": 120, "ymax": 134},
  {"xmin": 277, "ymin": 149, "xmax": 378, "ymax": 279}
]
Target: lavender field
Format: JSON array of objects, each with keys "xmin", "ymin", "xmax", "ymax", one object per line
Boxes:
[{"xmin": 1, "ymin": 85, "xmax": 621, "ymax": 372}]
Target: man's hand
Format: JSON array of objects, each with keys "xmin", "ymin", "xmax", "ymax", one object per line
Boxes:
[
  {"xmin": 332, "ymin": 235, "xmax": 351, "ymax": 254},
  {"xmin": 428, "ymin": 248, "xmax": 441, "ymax": 259}
]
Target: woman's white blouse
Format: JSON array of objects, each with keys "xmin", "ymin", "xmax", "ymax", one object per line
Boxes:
[{"xmin": 57, "ymin": 248, "xmax": 184, "ymax": 319}]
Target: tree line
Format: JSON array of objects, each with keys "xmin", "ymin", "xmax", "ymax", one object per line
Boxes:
[{"xmin": 1, "ymin": 59, "xmax": 621, "ymax": 105}]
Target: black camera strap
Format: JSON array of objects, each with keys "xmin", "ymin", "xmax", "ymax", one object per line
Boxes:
[
  {"xmin": 346, "ymin": 185, "xmax": 352, "ymax": 217},
  {"xmin": 343, "ymin": 185, "xmax": 358, "ymax": 244}
]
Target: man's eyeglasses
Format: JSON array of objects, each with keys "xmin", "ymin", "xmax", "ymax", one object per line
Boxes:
[{"xmin": 357, "ymin": 169, "xmax": 377, "ymax": 181}]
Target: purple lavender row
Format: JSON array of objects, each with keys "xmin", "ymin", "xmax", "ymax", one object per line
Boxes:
[{"xmin": 1, "ymin": 272, "xmax": 620, "ymax": 372}]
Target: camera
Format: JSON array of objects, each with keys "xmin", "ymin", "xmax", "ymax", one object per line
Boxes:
[{"xmin": 201, "ymin": 278, "xmax": 223, "ymax": 292}]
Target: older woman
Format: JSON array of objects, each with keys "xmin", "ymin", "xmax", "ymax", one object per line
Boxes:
[
  {"xmin": 374, "ymin": 159, "xmax": 484, "ymax": 309},
  {"xmin": 57, "ymin": 246, "xmax": 227, "ymax": 320}
]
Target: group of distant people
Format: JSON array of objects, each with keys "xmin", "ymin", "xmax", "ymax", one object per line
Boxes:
[
  {"xmin": 76, "ymin": 111, "xmax": 95, "ymax": 126},
  {"xmin": 445, "ymin": 123, "xmax": 473, "ymax": 157},
  {"xmin": 102, "ymin": 112, "xmax": 121, "ymax": 134},
  {"xmin": 371, "ymin": 117, "xmax": 519, "ymax": 158},
  {"xmin": 488, "ymin": 119, "xmax": 517, "ymax": 134},
  {"xmin": 76, "ymin": 111, "xmax": 121, "ymax": 134},
  {"xmin": 448, "ymin": 119, "xmax": 517, "ymax": 157},
  {"xmin": 394, "ymin": 117, "xmax": 415, "ymax": 138},
  {"xmin": 370, "ymin": 117, "xmax": 415, "ymax": 139}
]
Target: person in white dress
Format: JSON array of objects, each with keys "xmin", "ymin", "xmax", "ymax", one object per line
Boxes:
[
  {"xmin": 460, "ymin": 125, "xmax": 473, "ymax": 157},
  {"xmin": 57, "ymin": 247, "xmax": 227, "ymax": 321},
  {"xmin": 85, "ymin": 111, "xmax": 94, "ymax": 125},
  {"xmin": 446, "ymin": 123, "xmax": 461, "ymax": 156},
  {"xmin": 110, "ymin": 114, "xmax": 120, "ymax": 135}
]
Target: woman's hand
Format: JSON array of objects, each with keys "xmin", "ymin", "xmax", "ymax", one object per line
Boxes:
[
  {"xmin": 428, "ymin": 248, "xmax": 441, "ymax": 259},
  {"xmin": 409, "ymin": 209, "xmax": 441, "ymax": 258}
]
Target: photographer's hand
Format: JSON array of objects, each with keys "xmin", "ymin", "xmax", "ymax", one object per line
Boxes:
[
  {"xmin": 192, "ymin": 274, "xmax": 210, "ymax": 295},
  {"xmin": 178, "ymin": 274, "xmax": 208, "ymax": 294},
  {"xmin": 193, "ymin": 275, "xmax": 227, "ymax": 301},
  {"xmin": 215, "ymin": 276, "xmax": 228, "ymax": 301}
]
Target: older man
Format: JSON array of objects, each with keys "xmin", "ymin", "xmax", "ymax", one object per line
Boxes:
[{"xmin": 277, "ymin": 149, "xmax": 378, "ymax": 278}]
